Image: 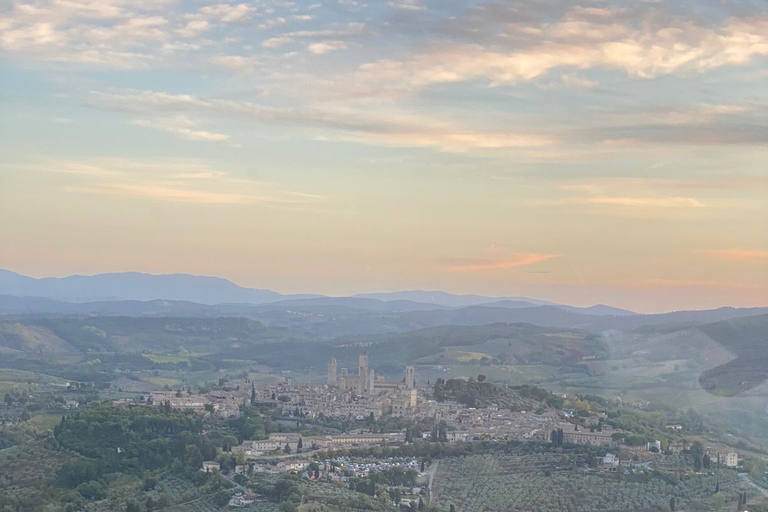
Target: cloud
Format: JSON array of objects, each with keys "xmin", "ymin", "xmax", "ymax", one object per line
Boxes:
[
  {"xmin": 36, "ymin": 157, "xmax": 327, "ymax": 207},
  {"xmin": 388, "ymin": 0, "xmax": 425, "ymax": 12},
  {"xmin": 701, "ymin": 249, "xmax": 768, "ymax": 263},
  {"xmin": 175, "ymin": 171, "xmax": 229, "ymax": 179},
  {"xmin": 34, "ymin": 161, "xmax": 121, "ymax": 177},
  {"xmin": 208, "ymin": 55, "xmax": 255, "ymax": 71},
  {"xmin": 355, "ymin": 11, "xmax": 768, "ymax": 88},
  {"xmin": 177, "ymin": 20, "xmax": 210, "ymax": 38},
  {"xmin": 91, "ymin": 89, "xmax": 556, "ymax": 152},
  {"xmin": 556, "ymin": 175, "xmax": 768, "ymax": 193},
  {"xmin": 132, "ymin": 117, "xmax": 232, "ymax": 143},
  {"xmin": 63, "ymin": 181, "xmax": 327, "ymax": 206},
  {"xmin": 307, "ymin": 41, "xmax": 348, "ymax": 54},
  {"xmin": 63, "ymin": 183, "xmax": 256, "ymax": 204},
  {"xmin": 442, "ymin": 253, "xmax": 559, "ymax": 271},
  {"xmin": 261, "ymin": 22, "xmax": 366, "ymax": 49},
  {"xmin": 581, "ymin": 196, "xmax": 705, "ymax": 208},
  {"xmin": 540, "ymin": 73, "xmax": 599, "ymax": 90},
  {"xmin": 195, "ymin": 4, "xmax": 255, "ymax": 23}
]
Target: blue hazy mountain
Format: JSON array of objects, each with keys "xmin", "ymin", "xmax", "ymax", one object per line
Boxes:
[{"xmin": 0, "ymin": 269, "xmax": 320, "ymax": 305}]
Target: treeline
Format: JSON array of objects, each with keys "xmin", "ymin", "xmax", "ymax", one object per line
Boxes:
[
  {"xmin": 433, "ymin": 377, "xmax": 562, "ymax": 409},
  {"xmin": 54, "ymin": 405, "xmax": 226, "ymax": 490}
]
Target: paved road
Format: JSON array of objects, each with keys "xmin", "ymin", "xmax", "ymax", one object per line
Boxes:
[{"xmin": 427, "ymin": 459, "xmax": 440, "ymax": 502}]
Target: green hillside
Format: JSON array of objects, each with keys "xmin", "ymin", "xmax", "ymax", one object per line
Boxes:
[{"xmin": 698, "ymin": 314, "xmax": 768, "ymax": 396}]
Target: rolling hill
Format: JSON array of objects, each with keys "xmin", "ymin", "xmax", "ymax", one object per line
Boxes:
[{"xmin": 697, "ymin": 313, "xmax": 768, "ymax": 396}]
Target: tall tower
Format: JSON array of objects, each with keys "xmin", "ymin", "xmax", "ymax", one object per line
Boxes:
[
  {"xmin": 405, "ymin": 366, "xmax": 415, "ymax": 389},
  {"xmin": 358, "ymin": 350, "xmax": 368, "ymax": 377},
  {"xmin": 327, "ymin": 358, "xmax": 337, "ymax": 385},
  {"xmin": 366, "ymin": 369, "xmax": 375, "ymax": 395}
]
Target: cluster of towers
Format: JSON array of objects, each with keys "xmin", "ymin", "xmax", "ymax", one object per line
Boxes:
[{"xmin": 326, "ymin": 351, "xmax": 416, "ymax": 395}]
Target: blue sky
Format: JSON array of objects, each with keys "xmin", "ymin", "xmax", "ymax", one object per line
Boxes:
[{"xmin": 1, "ymin": 0, "xmax": 767, "ymax": 311}]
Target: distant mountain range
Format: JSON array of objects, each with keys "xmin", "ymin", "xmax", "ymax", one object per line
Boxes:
[
  {"xmin": 0, "ymin": 269, "xmax": 320, "ymax": 304},
  {"xmin": 0, "ymin": 268, "xmax": 631, "ymax": 313},
  {"xmin": 3, "ymin": 269, "xmax": 767, "ymax": 335}
]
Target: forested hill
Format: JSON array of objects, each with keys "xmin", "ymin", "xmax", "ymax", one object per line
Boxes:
[{"xmin": 0, "ymin": 316, "xmax": 310, "ymax": 355}]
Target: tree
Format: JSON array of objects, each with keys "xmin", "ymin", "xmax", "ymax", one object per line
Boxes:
[
  {"xmin": 450, "ymin": 505, "xmax": 456, "ymax": 512},
  {"xmin": 297, "ymin": 437, "xmax": 303, "ymax": 452},
  {"xmin": 251, "ymin": 385, "xmax": 256, "ymax": 405},
  {"xmin": 550, "ymin": 428, "xmax": 564, "ymax": 446},
  {"xmin": 749, "ymin": 458, "xmax": 766, "ymax": 480},
  {"xmin": 477, "ymin": 375, "xmax": 487, "ymax": 383},
  {"xmin": 690, "ymin": 441, "xmax": 704, "ymax": 458},
  {"xmin": 284, "ymin": 444, "xmax": 292, "ymax": 454},
  {"xmin": 125, "ymin": 502, "xmax": 140, "ymax": 512},
  {"xmin": 669, "ymin": 496, "xmax": 675, "ymax": 511},
  {"xmin": 186, "ymin": 444, "xmax": 204, "ymax": 470},
  {"xmin": 712, "ymin": 492, "xmax": 725, "ymax": 510},
  {"xmin": 438, "ymin": 424, "xmax": 448, "ymax": 443},
  {"xmin": 433, "ymin": 379, "xmax": 445, "ymax": 401},
  {"xmin": 418, "ymin": 497, "xmax": 425, "ymax": 511}
]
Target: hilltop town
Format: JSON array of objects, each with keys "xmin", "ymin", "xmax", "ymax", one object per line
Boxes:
[{"xmin": 132, "ymin": 350, "xmax": 742, "ymax": 474}]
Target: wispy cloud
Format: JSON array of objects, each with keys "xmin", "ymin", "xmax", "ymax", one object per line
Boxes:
[
  {"xmin": 90, "ymin": 89, "xmax": 556, "ymax": 152},
  {"xmin": 582, "ymin": 196, "xmax": 705, "ymax": 208},
  {"xmin": 132, "ymin": 116, "xmax": 232, "ymax": 143},
  {"xmin": 28, "ymin": 157, "xmax": 325, "ymax": 207},
  {"xmin": 441, "ymin": 253, "xmax": 559, "ymax": 271},
  {"xmin": 175, "ymin": 171, "xmax": 229, "ymax": 179},
  {"xmin": 701, "ymin": 249, "xmax": 768, "ymax": 263},
  {"xmin": 62, "ymin": 183, "xmax": 255, "ymax": 204},
  {"xmin": 261, "ymin": 22, "xmax": 366, "ymax": 49},
  {"xmin": 388, "ymin": 0, "xmax": 425, "ymax": 12}
]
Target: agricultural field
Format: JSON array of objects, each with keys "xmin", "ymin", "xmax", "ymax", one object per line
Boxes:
[
  {"xmin": 27, "ymin": 413, "xmax": 64, "ymax": 432},
  {"xmin": 433, "ymin": 453, "xmax": 752, "ymax": 512}
]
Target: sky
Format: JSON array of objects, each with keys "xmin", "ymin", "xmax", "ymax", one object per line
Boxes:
[{"xmin": 1, "ymin": 0, "xmax": 767, "ymax": 312}]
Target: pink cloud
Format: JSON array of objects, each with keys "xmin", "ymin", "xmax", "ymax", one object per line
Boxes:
[
  {"xmin": 442, "ymin": 253, "xmax": 559, "ymax": 271},
  {"xmin": 701, "ymin": 249, "xmax": 768, "ymax": 263}
]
